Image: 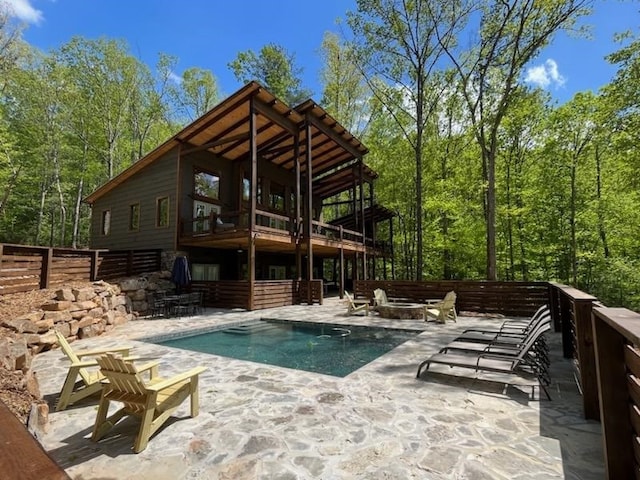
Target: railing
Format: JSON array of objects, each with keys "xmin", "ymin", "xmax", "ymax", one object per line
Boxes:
[
  {"xmin": 0, "ymin": 244, "xmax": 161, "ymax": 295},
  {"xmin": 191, "ymin": 279, "xmax": 323, "ymax": 310},
  {"xmin": 548, "ymin": 282, "xmax": 600, "ymax": 420},
  {"xmin": 592, "ymin": 307, "xmax": 640, "ymax": 478},
  {"xmin": 355, "ymin": 280, "xmax": 549, "ymax": 316},
  {"xmin": 180, "ymin": 210, "xmax": 373, "ymax": 248}
]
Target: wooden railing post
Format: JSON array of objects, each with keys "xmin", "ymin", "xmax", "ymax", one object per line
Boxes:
[
  {"xmin": 90, "ymin": 250, "xmax": 100, "ymax": 281},
  {"xmin": 40, "ymin": 248, "xmax": 52, "ymax": 289},
  {"xmin": 592, "ymin": 307, "xmax": 639, "ymax": 479},
  {"xmin": 574, "ymin": 299, "xmax": 599, "ymax": 420},
  {"xmin": 126, "ymin": 250, "xmax": 134, "ymax": 276}
]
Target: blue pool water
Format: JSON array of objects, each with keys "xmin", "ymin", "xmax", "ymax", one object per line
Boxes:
[{"xmin": 151, "ymin": 320, "xmax": 421, "ymax": 377}]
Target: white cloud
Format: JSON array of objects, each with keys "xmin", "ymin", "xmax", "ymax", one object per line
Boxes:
[
  {"xmin": 168, "ymin": 71, "xmax": 183, "ymax": 85},
  {"xmin": 524, "ymin": 59, "xmax": 566, "ymax": 89},
  {"xmin": 3, "ymin": 0, "xmax": 44, "ymax": 25}
]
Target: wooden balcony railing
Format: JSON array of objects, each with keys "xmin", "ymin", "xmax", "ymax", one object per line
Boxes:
[{"xmin": 592, "ymin": 307, "xmax": 640, "ymax": 479}]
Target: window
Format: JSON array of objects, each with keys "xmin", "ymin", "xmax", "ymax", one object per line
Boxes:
[
  {"xmin": 194, "ymin": 169, "xmax": 219, "ymax": 201},
  {"xmin": 269, "ymin": 265, "xmax": 286, "ymax": 280},
  {"xmin": 156, "ymin": 197, "xmax": 169, "ymax": 227},
  {"xmin": 192, "ymin": 264, "xmax": 219, "ymax": 281},
  {"xmin": 269, "ymin": 182, "xmax": 285, "ymax": 212},
  {"xmin": 101, "ymin": 209, "xmax": 111, "ymax": 236},
  {"xmin": 242, "ymin": 175, "xmax": 250, "ymax": 202},
  {"xmin": 129, "ymin": 203, "xmax": 140, "ymax": 231},
  {"xmin": 257, "ymin": 176, "xmax": 263, "ymax": 205}
]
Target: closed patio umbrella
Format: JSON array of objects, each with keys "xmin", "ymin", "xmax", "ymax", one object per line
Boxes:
[{"xmin": 170, "ymin": 256, "xmax": 191, "ymax": 294}]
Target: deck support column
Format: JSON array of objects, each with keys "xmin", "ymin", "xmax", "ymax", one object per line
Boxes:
[
  {"xmin": 305, "ymin": 116, "xmax": 313, "ymax": 304},
  {"xmin": 390, "ymin": 217, "xmax": 395, "ymax": 279},
  {"xmin": 294, "ymin": 133, "xmax": 302, "ymax": 282},
  {"xmin": 359, "ymin": 158, "xmax": 367, "ymax": 280},
  {"xmin": 339, "ymin": 226, "xmax": 344, "ymax": 298},
  {"xmin": 248, "ymin": 96, "xmax": 257, "ymax": 310}
]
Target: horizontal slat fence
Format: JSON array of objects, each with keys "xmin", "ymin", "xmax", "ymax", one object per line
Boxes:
[
  {"xmin": 0, "ymin": 244, "xmax": 161, "ymax": 295},
  {"xmin": 297, "ymin": 279, "xmax": 324, "ymax": 306},
  {"xmin": 192, "ymin": 280, "xmax": 324, "ymax": 310},
  {"xmin": 191, "ymin": 281, "xmax": 250, "ymax": 309},
  {"xmin": 254, "ymin": 281, "xmax": 297, "ymax": 309},
  {"xmin": 355, "ymin": 280, "xmax": 548, "ymax": 316},
  {"xmin": 96, "ymin": 249, "xmax": 161, "ymax": 280}
]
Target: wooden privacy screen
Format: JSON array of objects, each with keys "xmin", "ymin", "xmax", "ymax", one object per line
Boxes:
[
  {"xmin": 354, "ymin": 280, "xmax": 548, "ymax": 316},
  {"xmin": 0, "ymin": 244, "xmax": 161, "ymax": 295}
]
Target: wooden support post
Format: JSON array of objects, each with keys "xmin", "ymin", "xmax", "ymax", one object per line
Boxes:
[
  {"xmin": 294, "ymin": 134, "xmax": 302, "ymax": 280},
  {"xmin": 126, "ymin": 250, "xmax": 134, "ymax": 276},
  {"xmin": 339, "ymin": 226, "xmax": 344, "ymax": 299},
  {"xmin": 389, "ymin": 217, "xmax": 395, "ymax": 280},
  {"xmin": 575, "ymin": 299, "xmax": 599, "ymax": 420},
  {"xmin": 90, "ymin": 250, "xmax": 100, "ymax": 281},
  {"xmin": 305, "ymin": 117, "xmax": 313, "ymax": 304},
  {"xmin": 248, "ymin": 96, "xmax": 258, "ymax": 310},
  {"xmin": 40, "ymin": 248, "xmax": 52, "ymax": 289},
  {"xmin": 549, "ymin": 282, "xmax": 562, "ymax": 332},
  {"xmin": 560, "ymin": 293, "xmax": 573, "ymax": 359}
]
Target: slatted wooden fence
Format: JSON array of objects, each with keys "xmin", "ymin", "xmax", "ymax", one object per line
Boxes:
[
  {"xmin": 0, "ymin": 244, "xmax": 161, "ymax": 295},
  {"xmin": 96, "ymin": 249, "xmax": 161, "ymax": 280},
  {"xmin": 192, "ymin": 279, "xmax": 324, "ymax": 310},
  {"xmin": 354, "ymin": 280, "xmax": 548, "ymax": 316}
]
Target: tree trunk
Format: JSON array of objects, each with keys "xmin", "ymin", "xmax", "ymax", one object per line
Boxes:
[
  {"xmin": 570, "ymin": 162, "xmax": 577, "ymax": 285},
  {"xmin": 595, "ymin": 145, "xmax": 609, "ymax": 258}
]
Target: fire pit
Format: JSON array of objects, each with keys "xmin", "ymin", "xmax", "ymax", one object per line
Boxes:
[{"xmin": 377, "ymin": 303, "xmax": 425, "ymax": 320}]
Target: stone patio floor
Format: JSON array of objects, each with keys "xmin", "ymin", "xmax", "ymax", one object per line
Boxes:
[{"xmin": 32, "ymin": 297, "xmax": 604, "ymax": 479}]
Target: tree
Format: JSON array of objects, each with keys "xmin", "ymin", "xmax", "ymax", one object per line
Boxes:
[
  {"xmin": 169, "ymin": 66, "xmax": 220, "ymax": 122},
  {"xmin": 319, "ymin": 32, "xmax": 371, "ymax": 137},
  {"xmin": 228, "ymin": 43, "xmax": 311, "ymax": 105},
  {"xmin": 0, "ymin": 3, "xmax": 22, "ymax": 92},
  {"xmin": 347, "ymin": 0, "xmax": 459, "ymax": 280},
  {"xmin": 435, "ymin": 0, "xmax": 591, "ymax": 280}
]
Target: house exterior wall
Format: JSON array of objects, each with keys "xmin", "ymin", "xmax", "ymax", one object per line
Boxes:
[{"xmin": 89, "ymin": 148, "xmax": 179, "ymax": 250}]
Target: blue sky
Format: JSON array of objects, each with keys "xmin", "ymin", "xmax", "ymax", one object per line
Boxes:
[{"xmin": 4, "ymin": 0, "xmax": 639, "ymax": 104}]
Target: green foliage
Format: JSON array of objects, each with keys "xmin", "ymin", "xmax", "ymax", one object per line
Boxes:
[{"xmin": 228, "ymin": 43, "xmax": 311, "ymax": 105}]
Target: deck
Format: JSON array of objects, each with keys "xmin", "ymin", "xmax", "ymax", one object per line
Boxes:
[{"xmin": 33, "ymin": 298, "xmax": 603, "ymax": 479}]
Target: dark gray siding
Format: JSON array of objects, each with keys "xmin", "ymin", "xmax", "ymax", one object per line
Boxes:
[{"xmin": 90, "ymin": 149, "xmax": 179, "ymax": 250}]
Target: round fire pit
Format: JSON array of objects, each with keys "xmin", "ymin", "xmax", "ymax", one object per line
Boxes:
[{"xmin": 378, "ymin": 303, "xmax": 425, "ymax": 320}]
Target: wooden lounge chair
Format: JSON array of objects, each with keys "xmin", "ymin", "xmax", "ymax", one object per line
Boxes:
[
  {"xmin": 455, "ymin": 306, "xmax": 551, "ymax": 344},
  {"xmin": 425, "ymin": 291, "xmax": 457, "ymax": 323},
  {"xmin": 416, "ymin": 320, "xmax": 552, "ymax": 399},
  {"xmin": 344, "ymin": 291, "xmax": 370, "ymax": 316},
  {"xmin": 457, "ymin": 305, "xmax": 550, "ymax": 341},
  {"xmin": 54, "ymin": 331, "xmax": 133, "ymax": 411},
  {"xmin": 92, "ymin": 353, "xmax": 207, "ymax": 453}
]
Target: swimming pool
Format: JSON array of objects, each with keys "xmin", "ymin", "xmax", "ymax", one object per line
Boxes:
[{"xmin": 150, "ymin": 319, "xmax": 421, "ymax": 377}]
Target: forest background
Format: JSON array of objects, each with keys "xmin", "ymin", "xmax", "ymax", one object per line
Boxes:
[{"xmin": 0, "ymin": 0, "xmax": 639, "ymax": 311}]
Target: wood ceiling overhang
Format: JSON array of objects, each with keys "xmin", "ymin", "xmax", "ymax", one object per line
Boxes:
[
  {"xmin": 313, "ymin": 162, "xmax": 378, "ymax": 199},
  {"xmin": 85, "ymin": 81, "xmax": 375, "ymax": 204},
  {"xmin": 329, "ymin": 204, "xmax": 396, "ymax": 231}
]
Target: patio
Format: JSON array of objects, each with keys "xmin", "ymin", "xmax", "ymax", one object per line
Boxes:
[{"xmin": 33, "ymin": 297, "xmax": 604, "ymax": 479}]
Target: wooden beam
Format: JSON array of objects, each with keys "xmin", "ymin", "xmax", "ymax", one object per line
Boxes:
[
  {"xmin": 305, "ymin": 118, "xmax": 314, "ymax": 304},
  {"xmin": 253, "ymin": 97, "xmax": 298, "ymax": 135},
  {"xmin": 295, "ymin": 133, "xmax": 302, "ymax": 281},
  {"xmin": 180, "ymin": 94, "xmax": 250, "ymax": 142},
  {"xmin": 248, "ymin": 97, "xmax": 258, "ymax": 310},
  {"xmin": 305, "ymin": 112, "xmax": 363, "ymax": 159},
  {"xmin": 180, "ymin": 132, "xmax": 250, "ymax": 156}
]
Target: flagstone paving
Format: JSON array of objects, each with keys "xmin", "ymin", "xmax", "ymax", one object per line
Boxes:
[{"xmin": 32, "ymin": 297, "xmax": 604, "ymax": 479}]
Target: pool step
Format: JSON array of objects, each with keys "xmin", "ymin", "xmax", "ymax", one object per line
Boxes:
[{"xmin": 223, "ymin": 322, "xmax": 281, "ymax": 335}]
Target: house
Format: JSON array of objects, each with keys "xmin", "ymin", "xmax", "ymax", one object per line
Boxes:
[{"xmin": 85, "ymin": 82, "xmax": 394, "ymax": 310}]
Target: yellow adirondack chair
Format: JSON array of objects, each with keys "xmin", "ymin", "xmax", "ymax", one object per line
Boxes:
[
  {"xmin": 55, "ymin": 331, "xmax": 133, "ymax": 411},
  {"xmin": 373, "ymin": 288, "xmax": 389, "ymax": 309},
  {"xmin": 425, "ymin": 291, "xmax": 458, "ymax": 323},
  {"xmin": 92, "ymin": 353, "xmax": 207, "ymax": 453},
  {"xmin": 344, "ymin": 291, "xmax": 370, "ymax": 316}
]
